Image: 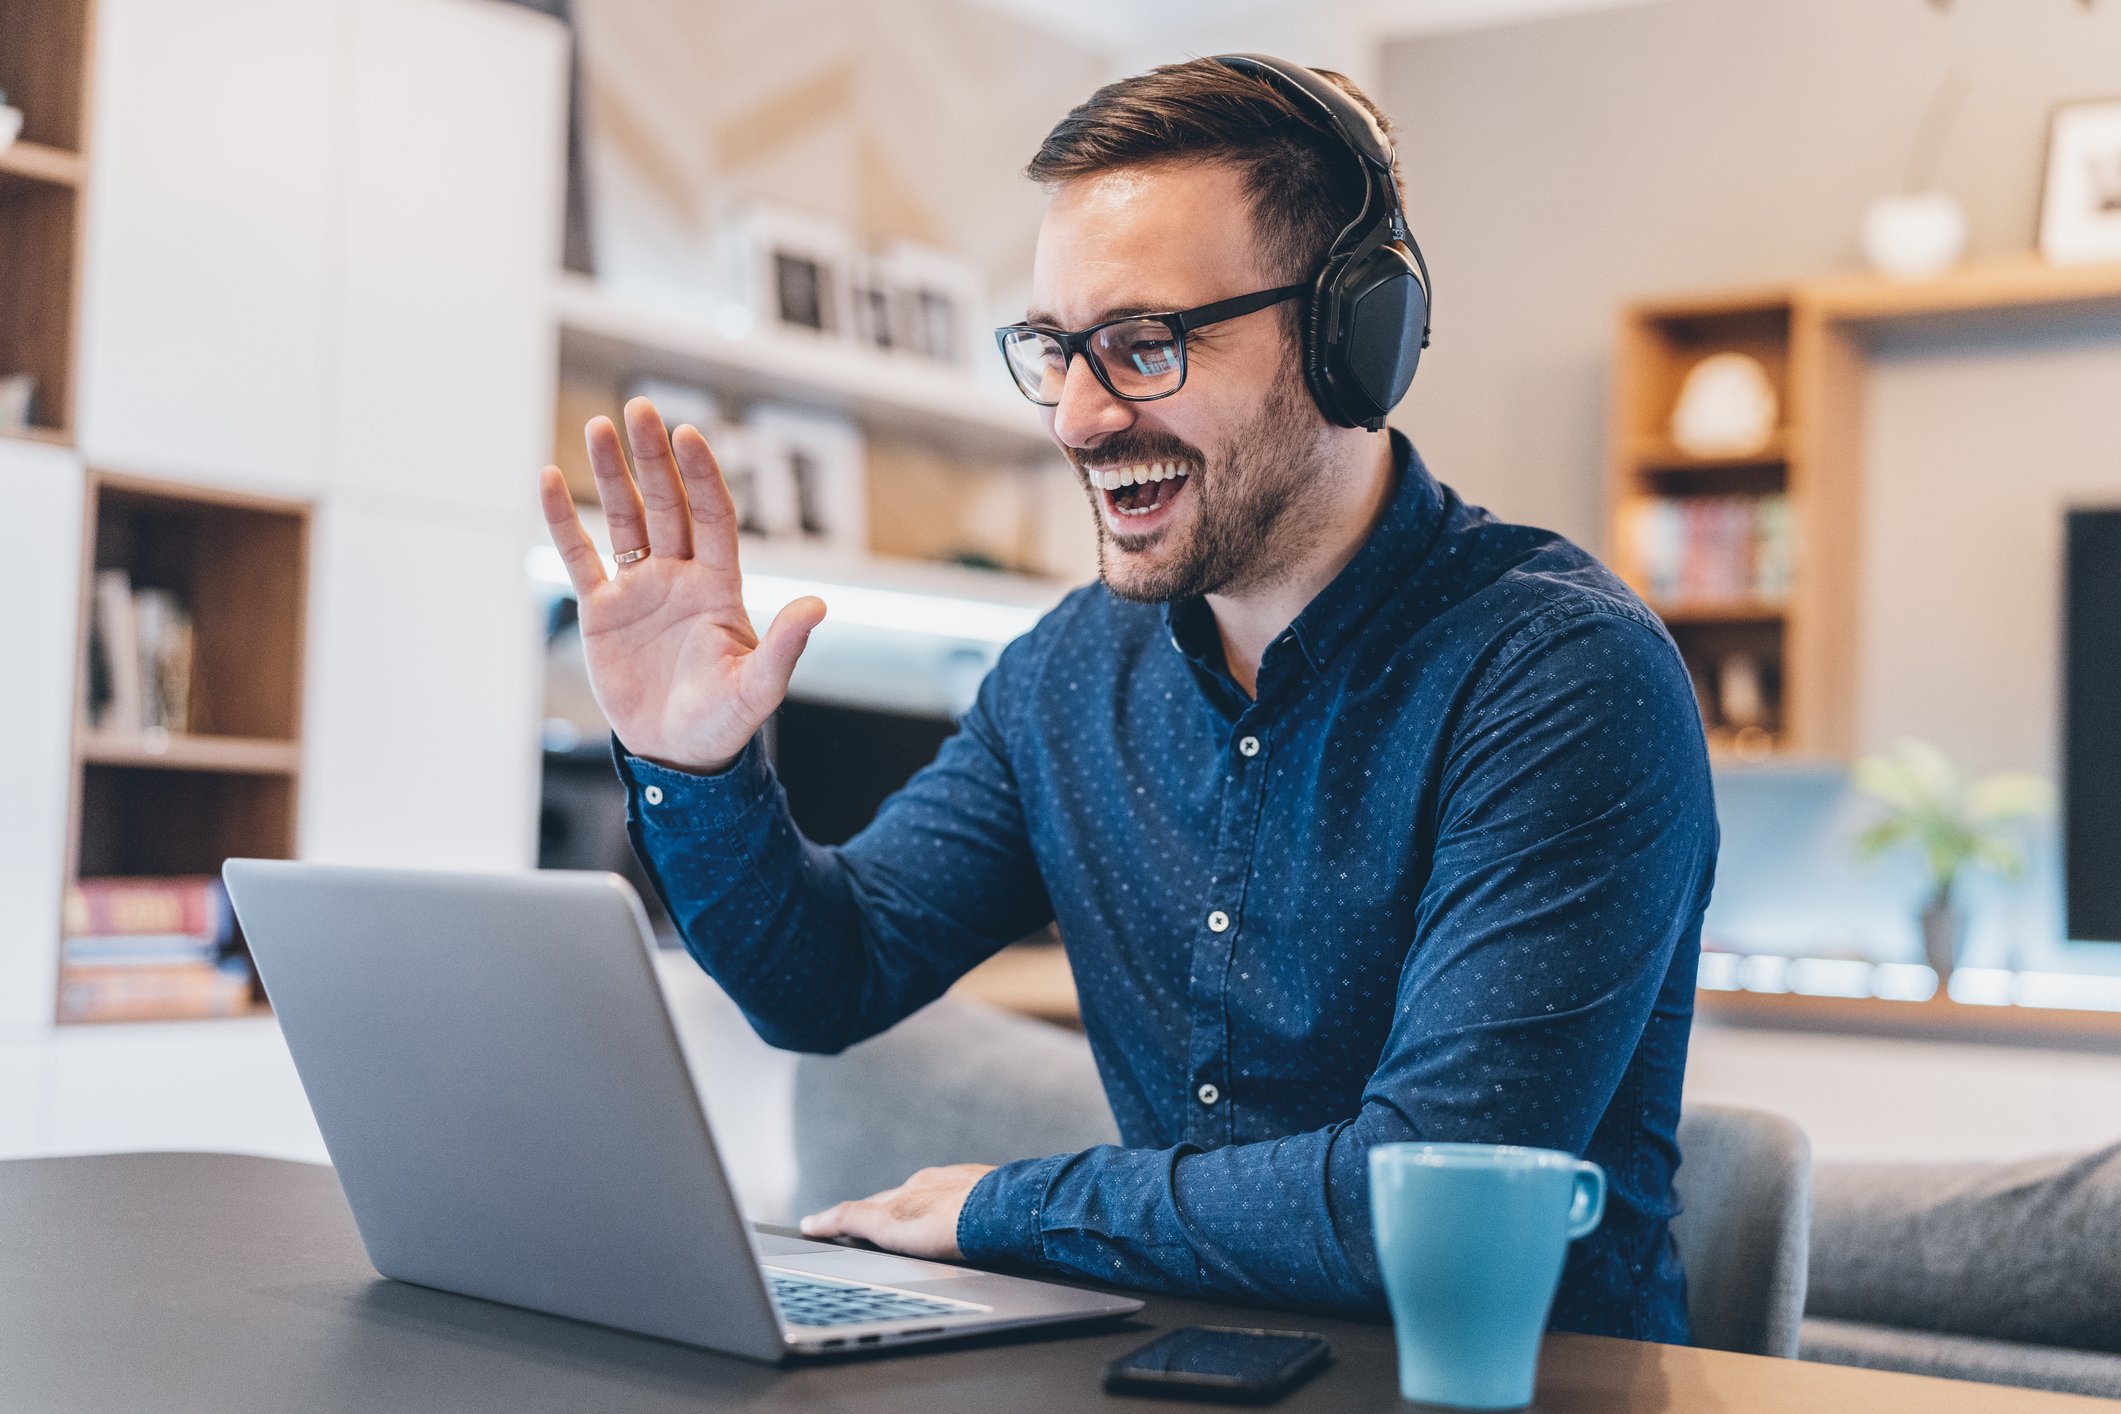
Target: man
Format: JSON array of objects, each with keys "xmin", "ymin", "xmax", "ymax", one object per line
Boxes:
[{"xmin": 538, "ymin": 57, "xmax": 1716, "ymax": 1342}]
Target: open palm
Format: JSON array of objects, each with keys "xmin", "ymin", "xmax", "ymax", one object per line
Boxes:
[{"xmin": 539, "ymin": 398, "xmax": 825, "ymax": 774}]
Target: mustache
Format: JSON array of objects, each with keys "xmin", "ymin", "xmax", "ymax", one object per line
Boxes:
[{"xmin": 1067, "ymin": 434, "xmax": 1205, "ymax": 475}]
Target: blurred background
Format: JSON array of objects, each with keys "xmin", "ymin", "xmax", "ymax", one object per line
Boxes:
[{"xmin": 5, "ymin": 0, "xmax": 2121, "ymax": 1238}]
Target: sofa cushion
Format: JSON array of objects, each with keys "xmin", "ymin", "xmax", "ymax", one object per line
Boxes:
[
  {"xmin": 1802, "ymin": 1317, "xmax": 2121, "ymax": 1401},
  {"xmin": 1809, "ymin": 1142, "xmax": 2121, "ymax": 1354}
]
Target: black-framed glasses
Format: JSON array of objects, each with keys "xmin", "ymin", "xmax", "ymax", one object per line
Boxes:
[{"xmin": 994, "ymin": 283, "xmax": 1307, "ymax": 406}]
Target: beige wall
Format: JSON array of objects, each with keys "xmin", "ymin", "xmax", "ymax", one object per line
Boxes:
[
  {"xmin": 1376, "ymin": 0, "xmax": 2121, "ymax": 963},
  {"xmin": 1378, "ymin": 0, "xmax": 2121, "ymax": 552}
]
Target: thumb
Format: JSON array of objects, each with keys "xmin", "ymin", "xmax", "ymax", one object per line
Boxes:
[{"xmin": 742, "ymin": 595, "xmax": 826, "ymax": 707}]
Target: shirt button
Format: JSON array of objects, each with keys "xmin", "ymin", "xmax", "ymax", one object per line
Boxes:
[
  {"xmin": 1238, "ymin": 735, "xmax": 1260, "ymax": 757},
  {"xmin": 1197, "ymin": 1083, "xmax": 1220, "ymax": 1106},
  {"xmin": 643, "ymin": 785, "xmax": 665, "ymax": 806},
  {"xmin": 1207, "ymin": 910, "xmax": 1230, "ymax": 933}
]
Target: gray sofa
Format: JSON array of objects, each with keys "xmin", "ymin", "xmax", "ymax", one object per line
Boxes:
[
  {"xmin": 793, "ymin": 996, "xmax": 2121, "ymax": 1398},
  {"xmin": 1800, "ymin": 1147, "xmax": 2121, "ymax": 1399}
]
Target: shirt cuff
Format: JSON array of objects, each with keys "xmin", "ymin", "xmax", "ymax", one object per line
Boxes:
[
  {"xmin": 957, "ymin": 1153, "xmax": 1069, "ymax": 1267},
  {"xmin": 610, "ymin": 732, "xmax": 776, "ymax": 836}
]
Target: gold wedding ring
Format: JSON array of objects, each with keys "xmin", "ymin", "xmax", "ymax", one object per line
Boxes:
[{"xmin": 612, "ymin": 546, "xmax": 650, "ymax": 565}]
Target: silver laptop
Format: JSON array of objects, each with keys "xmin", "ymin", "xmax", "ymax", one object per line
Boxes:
[{"xmin": 222, "ymin": 859, "xmax": 1141, "ymax": 1362}]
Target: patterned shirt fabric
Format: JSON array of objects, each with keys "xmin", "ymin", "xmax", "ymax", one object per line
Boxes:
[{"xmin": 617, "ymin": 432, "xmax": 1717, "ymax": 1342}]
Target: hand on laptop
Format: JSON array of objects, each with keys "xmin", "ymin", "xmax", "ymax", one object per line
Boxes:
[
  {"xmin": 539, "ymin": 398, "xmax": 827, "ymax": 775},
  {"xmin": 798, "ymin": 1163, "xmax": 996, "ymax": 1261}
]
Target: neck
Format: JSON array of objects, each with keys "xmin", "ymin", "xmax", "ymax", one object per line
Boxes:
[{"xmin": 1207, "ymin": 430, "xmax": 1397, "ymax": 697}]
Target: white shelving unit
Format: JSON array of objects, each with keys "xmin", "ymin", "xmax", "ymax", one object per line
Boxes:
[{"xmin": 554, "ymin": 273, "xmax": 1055, "ymax": 465}]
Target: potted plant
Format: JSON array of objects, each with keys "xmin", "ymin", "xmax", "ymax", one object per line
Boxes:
[{"xmin": 1853, "ymin": 739, "xmax": 2051, "ymax": 986}]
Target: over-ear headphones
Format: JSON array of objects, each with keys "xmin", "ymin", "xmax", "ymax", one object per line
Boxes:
[{"xmin": 1211, "ymin": 54, "xmax": 1431, "ymax": 432}]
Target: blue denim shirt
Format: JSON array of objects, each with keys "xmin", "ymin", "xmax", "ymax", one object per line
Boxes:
[{"xmin": 618, "ymin": 434, "xmax": 1716, "ymax": 1342}]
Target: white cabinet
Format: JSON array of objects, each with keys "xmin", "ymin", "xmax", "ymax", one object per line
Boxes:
[
  {"xmin": 0, "ymin": 440, "xmax": 85, "ymax": 1029},
  {"xmin": 332, "ymin": 0, "xmax": 569, "ymax": 514},
  {"xmin": 75, "ymin": 0, "xmax": 342, "ymax": 492},
  {"xmin": 300, "ymin": 500, "xmax": 545, "ymax": 871}
]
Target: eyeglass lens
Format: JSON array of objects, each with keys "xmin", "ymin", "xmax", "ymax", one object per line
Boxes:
[{"xmin": 1002, "ymin": 317, "xmax": 1185, "ymax": 405}]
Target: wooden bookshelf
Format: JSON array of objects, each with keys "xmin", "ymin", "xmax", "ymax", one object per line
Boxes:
[
  {"xmin": 0, "ymin": 0, "xmax": 95, "ymax": 445},
  {"xmin": 61, "ymin": 473, "xmax": 311, "ymax": 1024},
  {"xmin": 1610, "ymin": 256, "xmax": 2121, "ymax": 764}
]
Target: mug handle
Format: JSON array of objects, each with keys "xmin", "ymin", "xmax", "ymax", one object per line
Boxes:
[{"xmin": 1566, "ymin": 1161, "xmax": 1607, "ymax": 1240}]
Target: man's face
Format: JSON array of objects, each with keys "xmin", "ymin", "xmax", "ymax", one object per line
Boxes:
[{"xmin": 1027, "ymin": 162, "xmax": 1331, "ymax": 603}]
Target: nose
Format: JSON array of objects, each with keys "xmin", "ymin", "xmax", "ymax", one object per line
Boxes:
[{"xmin": 1049, "ymin": 351, "xmax": 1135, "ymax": 451}]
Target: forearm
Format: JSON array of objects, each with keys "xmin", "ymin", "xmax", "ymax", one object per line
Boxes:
[
  {"xmin": 957, "ymin": 1123, "xmax": 1385, "ymax": 1316},
  {"xmin": 620, "ymin": 737, "xmax": 895, "ymax": 1051}
]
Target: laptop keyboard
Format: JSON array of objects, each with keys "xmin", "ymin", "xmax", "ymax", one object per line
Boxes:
[{"xmin": 767, "ymin": 1270, "xmax": 971, "ymax": 1328}]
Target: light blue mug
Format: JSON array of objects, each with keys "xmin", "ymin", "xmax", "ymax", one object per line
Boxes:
[{"xmin": 1368, "ymin": 1142, "xmax": 1606, "ymax": 1410}]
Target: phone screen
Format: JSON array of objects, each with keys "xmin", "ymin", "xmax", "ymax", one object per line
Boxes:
[{"xmin": 1106, "ymin": 1326, "xmax": 1330, "ymax": 1396}]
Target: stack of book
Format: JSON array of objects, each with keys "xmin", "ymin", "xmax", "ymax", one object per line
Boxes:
[
  {"xmin": 1627, "ymin": 495, "xmax": 1794, "ymax": 607},
  {"xmin": 58, "ymin": 876, "xmax": 254, "ymax": 1023},
  {"xmin": 84, "ymin": 569, "xmax": 197, "ymax": 735}
]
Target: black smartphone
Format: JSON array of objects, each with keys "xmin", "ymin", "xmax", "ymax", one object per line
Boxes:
[{"xmin": 1103, "ymin": 1326, "xmax": 1331, "ymax": 1403}]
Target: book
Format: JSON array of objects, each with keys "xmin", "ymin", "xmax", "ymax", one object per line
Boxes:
[
  {"xmin": 63, "ymin": 934, "xmax": 222, "ymax": 967},
  {"xmin": 1628, "ymin": 494, "xmax": 1796, "ymax": 608},
  {"xmin": 64, "ymin": 875, "xmax": 233, "ymax": 942},
  {"xmin": 57, "ymin": 960, "xmax": 254, "ymax": 1024},
  {"xmin": 133, "ymin": 586, "xmax": 196, "ymax": 733},
  {"xmin": 90, "ymin": 568, "xmax": 142, "ymax": 733}
]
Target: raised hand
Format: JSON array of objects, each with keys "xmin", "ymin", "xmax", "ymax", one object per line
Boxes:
[{"xmin": 539, "ymin": 397, "xmax": 825, "ymax": 775}]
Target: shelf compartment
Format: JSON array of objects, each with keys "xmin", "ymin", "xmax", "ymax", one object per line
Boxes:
[
  {"xmin": 0, "ymin": 174, "xmax": 79, "ymax": 439},
  {"xmin": 0, "ymin": 0, "xmax": 94, "ymax": 153},
  {"xmin": 76, "ymin": 766, "xmax": 296, "ymax": 879},
  {"xmin": 79, "ymin": 732, "xmax": 302, "ymax": 776}
]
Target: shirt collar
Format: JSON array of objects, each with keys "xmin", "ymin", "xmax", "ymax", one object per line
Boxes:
[{"xmin": 1162, "ymin": 430, "xmax": 1446, "ymax": 683}]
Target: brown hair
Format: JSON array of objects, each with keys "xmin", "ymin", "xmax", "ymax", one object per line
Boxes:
[{"xmin": 1025, "ymin": 58, "xmax": 1399, "ymax": 315}]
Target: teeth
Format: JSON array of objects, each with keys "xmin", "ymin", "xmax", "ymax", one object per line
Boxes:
[{"xmin": 1090, "ymin": 462, "xmax": 1192, "ymax": 491}]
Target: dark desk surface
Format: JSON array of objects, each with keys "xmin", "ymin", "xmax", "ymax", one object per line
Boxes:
[{"xmin": 4, "ymin": 1153, "xmax": 2107, "ymax": 1413}]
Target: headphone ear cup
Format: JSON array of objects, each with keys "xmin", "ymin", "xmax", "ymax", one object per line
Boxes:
[
  {"xmin": 1338, "ymin": 244, "xmax": 1425, "ymax": 424},
  {"xmin": 1300, "ymin": 261, "xmax": 1345, "ymax": 427}
]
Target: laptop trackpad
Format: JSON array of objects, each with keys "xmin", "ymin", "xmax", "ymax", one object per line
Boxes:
[{"xmin": 771, "ymin": 1250, "xmax": 974, "ymax": 1285}]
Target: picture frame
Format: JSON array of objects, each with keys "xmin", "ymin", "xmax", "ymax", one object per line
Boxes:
[
  {"xmin": 2038, "ymin": 97, "xmax": 2121, "ymax": 267},
  {"xmin": 712, "ymin": 204, "xmax": 857, "ymax": 339}
]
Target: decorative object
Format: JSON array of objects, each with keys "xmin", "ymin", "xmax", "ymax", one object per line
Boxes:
[
  {"xmin": 1860, "ymin": 192, "xmax": 1968, "ymax": 279},
  {"xmin": 1853, "ymin": 739, "xmax": 2053, "ymax": 986},
  {"xmin": 2039, "ymin": 97, "xmax": 2121, "ymax": 267},
  {"xmin": 1861, "ymin": 70, "xmax": 1969, "ymax": 280},
  {"xmin": 876, "ymin": 242, "xmax": 985, "ymax": 368},
  {"xmin": 0, "ymin": 372, "xmax": 34, "ymax": 433},
  {"xmin": 1668, "ymin": 352, "xmax": 1778, "ymax": 457},
  {"xmin": 741, "ymin": 404, "xmax": 866, "ymax": 555},
  {"xmin": 0, "ymin": 87, "xmax": 21, "ymax": 152}
]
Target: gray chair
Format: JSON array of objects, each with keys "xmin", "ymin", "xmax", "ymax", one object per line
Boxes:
[
  {"xmin": 793, "ymin": 1000, "xmax": 1815, "ymax": 1364},
  {"xmin": 790, "ymin": 996, "xmax": 1118, "ymax": 1218},
  {"xmin": 1670, "ymin": 1103, "xmax": 1813, "ymax": 1359}
]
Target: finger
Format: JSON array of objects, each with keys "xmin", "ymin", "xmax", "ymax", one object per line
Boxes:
[
  {"xmin": 623, "ymin": 396, "xmax": 694, "ymax": 560},
  {"xmin": 584, "ymin": 415, "xmax": 651, "ymax": 559},
  {"xmin": 799, "ymin": 1198, "xmax": 878, "ymax": 1239},
  {"xmin": 539, "ymin": 467, "xmax": 607, "ymax": 595},
  {"xmin": 671, "ymin": 422, "xmax": 740, "ymax": 580},
  {"xmin": 738, "ymin": 596, "xmax": 827, "ymax": 715}
]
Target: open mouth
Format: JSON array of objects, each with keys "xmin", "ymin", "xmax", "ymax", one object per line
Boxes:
[{"xmin": 1086, "ymin": 460, "xmax": 1193, "ymax": 519}]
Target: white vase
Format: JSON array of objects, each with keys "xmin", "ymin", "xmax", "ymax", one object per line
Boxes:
[
  {"xmin": 1861, "ymin": 192, "xmax": 1967, "ymax": 280},
  {"xmin": 0, "ymin": 106, "xmax": 23, "ymax": 152}
]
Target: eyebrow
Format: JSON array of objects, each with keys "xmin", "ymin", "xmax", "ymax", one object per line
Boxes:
[{"xmin": 1019, "ymin": 300, "xmax": 1184, "ymax": 328}]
